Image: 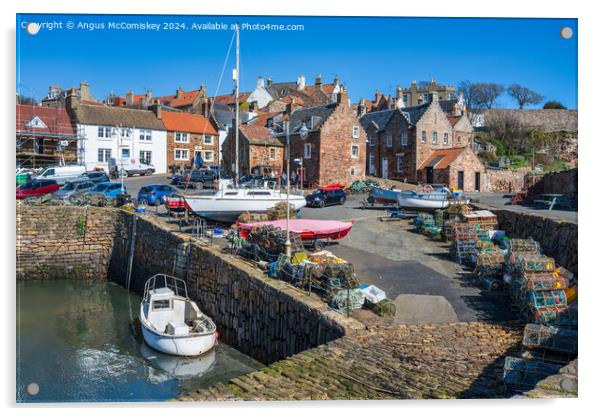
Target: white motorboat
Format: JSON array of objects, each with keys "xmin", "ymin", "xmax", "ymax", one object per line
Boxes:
[
  {"xmin": 183, "ymin": 186, "xmax": 306, "ymax": 223},
  {"xmin": 140, "ymin": 343, "xmax": 216, "ymax": 381},
  {"xmin": 397, "ymin": 190, "xmax": 451, "ymax": 209},
  {"xmin": 139, "ymin": 274, "xmax": 218, "ymax": 357}
]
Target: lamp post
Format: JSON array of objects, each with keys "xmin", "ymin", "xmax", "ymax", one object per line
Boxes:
[
  {"xmin": 284, "ymin": 120, "xmax": 292, "ymax": 258},
  {"xmin": 299, "ymin": 122, "xmax": 309, "ymax": 190}
]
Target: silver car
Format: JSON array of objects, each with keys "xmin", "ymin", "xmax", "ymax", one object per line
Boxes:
[{"xmin": 54, "ymin": 180, "xmax": 96, "ymax": 199}]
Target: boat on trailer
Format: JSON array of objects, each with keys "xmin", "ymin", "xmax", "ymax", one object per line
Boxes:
[
  {"xmin": 139, "ymin": 274, "xmax": 218, "ymax": 357},
  {"xmin": 396, "ymin": 190, "xmax": 451, "ymax": 209}
]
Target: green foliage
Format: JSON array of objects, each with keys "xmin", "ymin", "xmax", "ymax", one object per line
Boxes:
[
  {"xmin": 478, "ymin": 151, "xmax": 498, "ymax": 164},
  {"xmin": 239, "ymin": 101, "xmax": 250, "ymax": 111},
  {"xmin": 543, "ymin": 101, "xmax": 567, "ymax": 109},
  {"xmin": 75, "ymin": 214, "xmax": 86, "ymax": 236}
]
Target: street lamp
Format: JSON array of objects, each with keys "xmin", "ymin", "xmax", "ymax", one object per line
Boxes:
[
  {"xmin": 298, "ymin": 122, "xmax": 309, "ymax": 191},
  {"xmin": 284, "ymin": 120, "xmax": 292, "ymax": 258}
]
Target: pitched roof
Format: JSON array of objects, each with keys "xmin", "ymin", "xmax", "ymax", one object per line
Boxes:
[
  {"xmin": 359, "ymin": 109, "xmax": 396, "ymax": 132},
  {"xmin": 112, "ymin": 95, "xmax": 147, "ymax": 107},
  {"xmin": 239, "ymin": 124, "xmax": 284, "ymax": 147},
  {"xmin": 447, "ymin": 115, "xmax": 462, "ymax": 126},
  {"xmin": 212, "ymin": 92, "xmax": 251, "ymax": 106},
  {"xmin": 400, "ymin": 102, "xmax": 429, "ymax": 124},
  {"xmin": 71, "ymin": 104, "xmax": 166, "ymax": 130},
  {"xmin": 246, "ymin": 111, "xmax": 284, "ymax": 127},
  {"xmin": 438, "ymin": 99, "xmax": 458, "ymax": 114},
  {"xmin": 288, "ymin": 103, "xmax": 338, "ymax": 134},
  {"xmin": 16, "ymin": 104, "xmax": 77, "ymax": 136},
  {"xmin": 161, "ymin": 111, "xmax": 217, "ymax": 135},
  {"xmin": 170, "ymin": 90, "xmax": 200, "ymax": 107},
  {"xmin": 418, "ymin": 147, "xmax": 467, "ymax": 170}
]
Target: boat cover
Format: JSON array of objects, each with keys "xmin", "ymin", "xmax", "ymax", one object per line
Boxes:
[{"xmin": 238, "ymin": 219, "xmax": 353, "ymax": 241}]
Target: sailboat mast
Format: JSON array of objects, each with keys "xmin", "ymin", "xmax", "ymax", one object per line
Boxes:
[{"xmin": 234, "ymin": 23, "xmax": 240, "ymax": 185}]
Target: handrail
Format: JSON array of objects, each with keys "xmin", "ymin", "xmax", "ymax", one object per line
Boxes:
[{"xmin": 143, "ymin": 273, "xmax": 188, "ymax": 301}]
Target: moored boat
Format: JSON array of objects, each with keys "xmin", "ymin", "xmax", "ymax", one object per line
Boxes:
[
  {"xmin": 397, "ymin": 190, "xmax": 451, "ymax": 209},
  {"xmin": 139, "ymin": 274, "xmax": 218, "ymax": 357},
  {"xmin": 367, "ymin": 186, "xmax": 403, "ymax": 205}
]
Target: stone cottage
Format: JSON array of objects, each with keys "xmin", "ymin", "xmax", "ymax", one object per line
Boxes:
[
  {"xmin": 221, "ymin": 124, "xmax": 284, "ymax": 177},
  {"xmin": 161, "ymin": 109, "xmax": 219, "ymax": 171},
  {"xmin": 417, "ymin": 146, "xmax": 486, "ymax": 192}
]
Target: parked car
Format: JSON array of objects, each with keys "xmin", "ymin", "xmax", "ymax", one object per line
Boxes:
[
  {"xmin": 16, "ymin": 168, "xmax": 33, "ymax": 186},
  {"xmin": 81, "ymin": 170, "xmax": 110, "ymax": 184},
  {"xmin": 180, "ymin": 169, "xmax": 217, "ymax": 189},
  {"xmin": 170, "ymin": 175, "xmax": 185, "ymax": 186},
  {"xmin": 36, "ymin": 165, "xmax": 87, "ymax": 185},
  {"xmin": 137, "ymin": 185, "xmax": 178, "ymax": 206},
  {"xmin": 85, "ymin": 182, "xmax": 128, "ymax": 199},
  {"xmin": 109, "ymin": 158, "xmax": 155, "ymax": 177},
  {"xmin": 16, "ymin": 179, "xmax": 60, "ymax": 200},
  {"xmin": 54, "ymin": 180, "xmax": 97, "ymax": 199},
  {"xmin": 305, "ymin": 188, "xmax": 347, "ymax": 208}
]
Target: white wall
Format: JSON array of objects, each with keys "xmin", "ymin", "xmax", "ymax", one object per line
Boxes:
[{"xmin": 77, "ymin": 124, "xmax": 167, "ymax": 174}]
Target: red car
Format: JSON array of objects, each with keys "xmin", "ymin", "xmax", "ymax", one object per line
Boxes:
[{"xmin": 16, "ymin": 179, "xmax": 60, "ymax": 200}]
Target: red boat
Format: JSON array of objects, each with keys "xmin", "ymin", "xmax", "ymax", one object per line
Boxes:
[
  {"xmin": 163, "ymin": 195, "xmax": 187, "ymax": 212},
  {"xmin": 238, "ymin": 219, "xmax": 354, "ymax": 241},
  {"xmin": 320, "ymin": 183, "xmax": 346, "ymax": 191}
]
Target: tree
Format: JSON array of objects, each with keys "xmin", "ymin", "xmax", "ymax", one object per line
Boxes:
[
  {"xmin": 543, "ymin": 101, "xmax": 567, "ymax": 109},
  {"xmin": 458, "ymin": 80, "xmax": 505, "ymax": 124},
  {"xmin": 507, "ymin": 84, "xmax": 544, "ymax": 109}
]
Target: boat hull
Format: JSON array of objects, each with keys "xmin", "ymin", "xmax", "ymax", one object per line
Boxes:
[
  {"xmin": 369, "ymin": 186, "xmax": 402, "ymax": 204},
  {"xmin": 184, "ymin": 193, "xmax": 307, "ymax": 223},
  {"xmin": 140, "ymin": 321, "xmax": 217, "ymax": 357},
  {"xmin": 397, "ymin": 193, "xmax": 450, "ymax": 209}
]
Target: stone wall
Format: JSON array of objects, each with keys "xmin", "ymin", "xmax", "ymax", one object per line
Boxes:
[
  {"xmin": 17, "ymin": 206, "xmax": 361, "ymax": 364},
  {"xmin": 485, "ymin": 167, "xmax": 531, "ymax": 193},
  {"xmin": 527, "ymin": 168, "xmax": 577, "ymax": 200},
  {"xmin": 16, "ymin": 205, "xmax": 127, "ymax": 280},
  {"xmin": 488, "ymin": 208, "xmax": 578, "ymax": 275}
]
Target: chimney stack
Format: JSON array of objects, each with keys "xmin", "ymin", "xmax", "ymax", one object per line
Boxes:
[
  {"xmin": 256, "ymin": 76, "xmax": 265, "ymax": 89},
  {"xmin": 358, "ymin": 97, "xmax": 367, "ymax": 117},
  {"xmin": 176, "ymin": 87, "xmax": 184, "ymax": 98},
  {"xmin": 337, "ymin": 85, "xmax": 349, "ymax": 106},
  {"xmin": 430, "ymin": 91, "xmax": 439, "ymax": 103},
  {"xmin": 315, "ymin": 74, "xmax": 322, "ymax": 87},
  {"xmin": 150, "ymin": 103, "xmax": 162, "ymax": 119},
  {"xmin": 375, "ymin": 90, "xmax": 382, "ymax": 103},
  {"xmin": 200, "ymin": 84, "xmax": 206, "ymax": 95},
  {"xmin": 126, "ymin": 90, "xmax": 134, "ymax": 106},
  {"xmin": 79, "ymin": 82, "xmax": 92, "ymax": 101},
  {"xmin": 267, "ymin": 76, "xmax": 273, "ymax": 87},
  {"xmin": 296, "ymin": 74, "xmax": 306, "ymax": 91},
  {"xmin": 65, "ymin": 87, "xmax": 80, "ymax": 110}
]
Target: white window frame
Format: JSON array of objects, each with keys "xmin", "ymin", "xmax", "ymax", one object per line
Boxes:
[
  {"xmin": 401, "ymin": 131, "xmax": 408, "ymax": 146},
  {"xmin": 203, "ymin": 134, "xmax": 214, "ymax": 145},
  {"xmin": 121, "ymin": 148, "xmax": 131, "ymax": 159},
  {"xmin": 140, "ymin": 150, "xmax": 152, "ymax": 164},
  {"xmin": 97, "ymin": 148, "xmax": 111, "ymax": 163},
  {"xmin": 351, "ymin": 144, "xmax": 360, "ymax": 159},
  {"xmin": 396, "ymin": 153, "xmax": 404, "ymax": 172},
  {"xmin": 369, "ymin": 135, "xmax": 376, "ymax": 147},
  {"xmin": 139, "ymin": 129, "xmax": 152, "ymax": 142},
  {"xmin": 352, "ymin": 126, "xmax": 360, "ymax": 139},
  {"xmin": 304, "ymin": 143, "xmax": 312, "ymax": 159},
  {"xmin": 269, "ymin": 147, "xmax": 276, "ymax": 160},
  {"xmin": 386, "ymin": 133, "xmax": 392, "ymax": 148},
  {"xmin": 174, "ymin": 148, "xmax": 189, "ymax": 161},
  {"xmin": 443, "ymin": 132, "xmax": 449, "ymax": 145},
  {"xmin": 121, "ymin": 127, "xmax": 131, "ymax": 138},
  {"xmin": 432, "ymin": 131, "xmax": 438, "ymax": 144},
  {"xmin": 175, "ymin": 132, "xmax": 189, "ymax": 143},
  {"xmin": 97, "ymin": 126, "xmax": 112, "ymax": 139},
  {"xmin": 421, "ymin": 130, "xmax": 427, "ymax": 143},
  {"xmin": 203, "ymin": 150, "xmax": 214, "ymax": 162}
]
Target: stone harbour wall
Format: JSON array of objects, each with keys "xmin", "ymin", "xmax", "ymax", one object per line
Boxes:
[
  {"xmin": 485, "ymin": 167, "xmax": 531, "ymax": 193},
  {"xmin": 16, "ymin": 205, "xmax": 361, "ymax": 365},
  {"xmin": 16, "ymin": 205, "xmax": 128, "ymax": 280},
  {"xmin": 527, "ymin": 168, "xmax": 578, "ymax": 201}
]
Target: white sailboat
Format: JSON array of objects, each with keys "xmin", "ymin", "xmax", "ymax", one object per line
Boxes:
[
  {"xmin": 139, "ymin": 274, "xmax": 218, "ymax": 357},
  {"xmin": 183, "ymin": 23, "xmax": 306, "ymax": 223}
]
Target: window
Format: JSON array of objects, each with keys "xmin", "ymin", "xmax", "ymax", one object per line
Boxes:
[
  {"xmin": 152, "ymin": 299, "xmax": 171, "ymax": 310},
  {"xmin": 421, "ymin": 131, "xmax": 427, "ymax": 143},
  {"xmin": 401, "ymin": 131, "xmax": 408, "ymax": 146},
  {"xmin": 369, "ymin": 135, "xmax": 376, "ymax": 147},
  {"xmin": 386, "ymin": 133, "xmax": 392, "ymax": 148},
  {"xmin": 432, "ymin": 132, "xmax": 438, "ymax": 144},
  {"xmin": 203, "ymin": 135, "xmax": 214, "ymax": 145},
  {"xmin": 396, "ymin": 154, "xmax": 404, "ymax": 172},
  {"xmin": 121, "ymin": 148, "xmax": 130, "ymax": 159},
  {"xmin": 423, "ymin": 92, "xmax": 429, "ymax": 102},
  {"xmin": 304, "ymin": 143, "xmax": 312, "ymax": 159},
  {"xmin": 351, "ymin": 144, "xmax": 360, "ymax": 159},
  {"xmin": 403, "ymin": 93, "xmax": 409, "ymax": 104},
  {"xmin": 121, "ymin": 128, "xmax": 131, "ymax": 137},
  {"xmin": 98, "ymin": 126, "xmax": 112, "ymax": 138},
  {"xmin": 443, "ymin": 133, "xmax": 449, "ymax": 145},
  {"xmin": 203, "ymin": 151, "xmax": 214, "ymax": 162},
  {"xmin": 139, "ymin": 129, "xmax": 152, "ymax": 141},
  {"xmin": 350, "ymin": 167, "xmax": 356, "ymax": 177},
  {"xmin": 352, "ymin": 126, "xmax": 360, "ymax": 139},
  {"xmin": 174, "ymin": 149, "xmax": 189, "ymax": 160},
  {"xmin": 457, "ymin": 136, "xmax": 462, "ymax": 144},
  {"xmin": 175, "ymin": 132, "xmax": 189, "ymax": 143},
  {"xmin": 140, "ymin": 150, "xmax": 152, "ymax": 164},
  {"xmin": 98, "ymin": 148, "xmax": 111, "ymax": 163},
  {"xmin": 269, "ymin": 147, "xmax": 276, "ymax": 160}
]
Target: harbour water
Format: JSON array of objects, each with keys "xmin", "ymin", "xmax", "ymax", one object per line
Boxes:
[{"xmin": 16, "ymin": 280, "xmax": 263, "ymax": 403}]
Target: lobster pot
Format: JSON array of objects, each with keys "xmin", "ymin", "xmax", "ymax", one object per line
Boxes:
[
  {"xmin": 461, "ymin": 210, "xmax": 498, "ymax": 230},
  {"xmin": 522, "ymin": 324, "xmax": 578, "ymax": 355},
  {"xmin": 329, "ymin": 288, "xmax": 365, "ymax": 312},
  {"xmin": 521, "ymin": 273, "xmax": 569, "ymax": 291},
  {"xmin": 507, "ymin": 238, "xmax": 541, "ymax": 256},
  {"xmin": 481, "ymin": 276, "xmax": 503, "ymax": 291},
  {"xmin": 435, "ymin": 209, "xmax": 445, "ymax": 227},
  {"xmin": 525, "ymin": 290, "xmax": 568, "ymax": 309},
  {"xmin": 503, "ymin": 356, "xmax": 562, "ymax": 389},
  {"xmin": 518, "ymin": 255, "xmax": 556, "ymax": 274},
  {"xmin": 530, "ymin": 305, "xmax": 570, "ymax": 325},
  {"xmin": 451, "ymin": 240, "xmax": 478, "ymax": 265}
]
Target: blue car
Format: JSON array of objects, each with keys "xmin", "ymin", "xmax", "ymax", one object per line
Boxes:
[
  {"xmin": 137, "ymin": 184, "xmax": 177, "ymax": 206},
  {"xmin": 86, "ymin": 182, "xmax": 128, "ymax": 199}
]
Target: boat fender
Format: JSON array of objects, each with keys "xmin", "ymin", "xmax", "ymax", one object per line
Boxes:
[{"xmin": 424, "ymin": 185, "xmax": 433, "ymax": 193}]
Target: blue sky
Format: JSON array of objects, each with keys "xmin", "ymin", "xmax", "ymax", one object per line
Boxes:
[{"xmin": 16, "ymin": 14, "xmax": 578, "ymax": 108}]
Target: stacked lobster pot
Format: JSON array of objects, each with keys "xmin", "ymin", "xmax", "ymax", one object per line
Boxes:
[
  {"xmin": 474, "ymin": 244, "xmax": 506, "ymax": 290},
  {"xmin": 449, "ymin": 223, "xmax": 492, "ymax": 266}
]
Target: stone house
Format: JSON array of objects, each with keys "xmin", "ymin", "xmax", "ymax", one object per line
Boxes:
[
  {"xmin": 221, "ymin": 124, "xmax": 284, "ymax": 177},
  {"xmin": 161, "ymin": 110, "xmax": 219, "ymax": 171},
  {"xmin": 417, "ymin": 146, "xmax": 486, "ymax": 192},
  {"xmin": 67, "ymin": 91, "xmax": 167, "ymax": 174},
  {"xmin": 16, "ymin": 104, "xmax": 78, "ymax": 168},
  {"xmin": 282, "ymin": 89, "xmax": 366, "ymax": 187}
]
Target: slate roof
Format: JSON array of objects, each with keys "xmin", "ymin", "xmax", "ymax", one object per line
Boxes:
[
  {"xmin": 161, "ymin": 111, "xmax": 218, "ymax": 135},
  {"xmin": 418, "ymin": 147, "xmax": 467, "ymax": 170},
  {"xmin": 359, "ymin": 109, "xmax": 396, "ymax": 132},
  {"xmin": 400, "ymin": 103, "xmax": 429, "ymax": 125},
  {"xmin": 71, "ymin": 104, "xmax": 166, "ymax": 130},
  {"xmin": 287, "ymin": 103, "xmax": 338, "ymax": 134},
  {"xmin": 246, "ymin": 111, "xmax": 284, "ymax": 127},
  {"xmin": 16, "ymin": 104, "xmax": 77, "ymax": 136},
  {"xmin": 239, "ymin": 124, "xmax": 284, "ymax": 147},
  {"xmin": 438, "ymin": 99, "xmax": 458, "ymax": 114}
]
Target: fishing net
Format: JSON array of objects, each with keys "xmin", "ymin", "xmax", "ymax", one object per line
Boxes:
[
  {"xmin": 503, "ymin": 356, "xmax": 562, "ymax": 389},
  {"xmin": 522, "ymin": 324, "xmax": 578, "ymax": 355}
]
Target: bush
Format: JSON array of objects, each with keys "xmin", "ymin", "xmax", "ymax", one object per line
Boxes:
[{"xmin": 543, "ymin": 101, "xmax": 567, "ymax": 110}]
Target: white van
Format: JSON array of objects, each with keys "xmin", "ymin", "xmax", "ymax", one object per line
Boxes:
[
  {"xmin": 109, "ymin": 158, "xmax": 155, "ymax": 177},
  {"xmin": 36, "ymin": 165, "xmax": 87, "ymax": 185}
]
